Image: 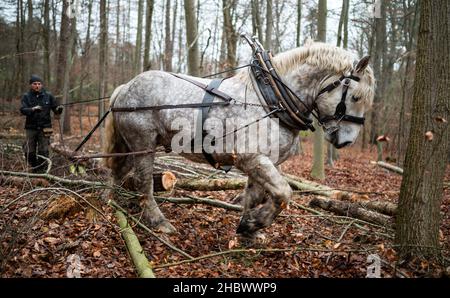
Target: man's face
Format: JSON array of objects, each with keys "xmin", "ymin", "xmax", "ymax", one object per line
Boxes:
[{"xmin": 30, "ymin": 82, "xmax": 43, "ymax": 92}]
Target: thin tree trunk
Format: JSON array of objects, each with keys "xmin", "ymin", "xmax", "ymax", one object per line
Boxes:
[
  {"xmin": 43, "ymin": 0, "xmax": 51, "ymax": 87},
  {"xmin": 264, "ymin": 0, "xmax": 273, "ymax": 49},
  {"xmin": 134, "ymin": 0, "xmax": 144, "ymax": 75},
  {"xmin": 222, "ymin": 0, "xmax": 238, "ymax": 69},
  {"xmin": 143, "ymin": 0, "xmax": 154, "ymax": 71},
  {"xmin": 163, "ymin": 0, "xmax": 173, "ymax": 71},
  {"xmin": 296, "ymin": 0, "xmax": 302, "ymax": 47},
  {"xmin": 184, "ymin": 0, "xmax": 200, "ymax": 75},
  {"xmin": 61, "ymin": 0, "xmax": 78, "ymax": 134},
  {"xmin": 311, "ymin": 0, "xmax": 326, "ymax": 180},
  {"xmin": 369, "ymin": 0, "xmax": 386, "ymax": 144},
  {"xmin": 99, "ymin": 0, "xmax": 108, "ymax": 146}
]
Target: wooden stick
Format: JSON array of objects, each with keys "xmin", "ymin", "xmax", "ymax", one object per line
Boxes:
[{"xmin": 115, "ymin": 210, "xmax": 155, "ymax": 278}]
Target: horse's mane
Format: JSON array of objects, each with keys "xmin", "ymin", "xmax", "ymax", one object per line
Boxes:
[{"xmin": 237, "ymin": 40, "xmax": 375, "ymax": 107}]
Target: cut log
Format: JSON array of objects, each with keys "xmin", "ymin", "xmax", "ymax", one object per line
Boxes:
[
  {"xmin": 360, "ymin": 201, "xmax": 397, "ymax": 216},
  {"xmin": 284, "ymin": 174, "xmax": 351, "ymax": 200},
  {"xmin": 153, "ymin": 171, "xmax": 177, "ymax": 192},
  {"xmin": 309, "ymin": 196, "xmax": 393, "ymax": 227},
  {"xmin": 176, "ymin": 178, "xmax": 246, "ymax": 191},
  {"xmin": 115, "ymin": 210, "xmax": 155, "ymax": 278},
  {"xmin": 376, "ymin": 161, "xmax": 404, "ymax": 175}
]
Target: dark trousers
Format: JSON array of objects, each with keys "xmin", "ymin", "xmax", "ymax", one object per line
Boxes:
[{"xmin": 23, "ymin": 129, "xmax": 50, "ymax": 172}]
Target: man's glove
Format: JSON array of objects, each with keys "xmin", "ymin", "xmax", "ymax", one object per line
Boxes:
[
  {"xmin": 32, "ymin": 105, "xmax": 42, "ymax": 112},
  {"xmin": 55, "ymin": 105, "xmax": 64, "ymax": 114}
]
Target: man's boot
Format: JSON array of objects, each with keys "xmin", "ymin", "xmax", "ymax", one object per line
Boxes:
[
  {"xmin": 26, "ymin": 152, "xmax": 38, "ymax": 173},
  {"xmin": 36, "ymin": 151, "xmax": 49, "ymax": 173}
]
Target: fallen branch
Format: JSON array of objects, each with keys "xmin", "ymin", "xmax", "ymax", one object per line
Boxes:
[
  {"xmin": 108, "ymin": 199, "xmax": 194, "ymax": 260},
  {"xmin": 156, "ymin": 195, "xmax": 243, "ymax": 212},
  {"xmin": 376, "ymin": 161, "xmax": 403, "ymax": 175},
  {"xmin": 115, "ymin": 210, "xmax": 155, "ymax": 278},
  {"xmin": 309, "ymin": 196, "xmax": 393, "ymax": 228}
]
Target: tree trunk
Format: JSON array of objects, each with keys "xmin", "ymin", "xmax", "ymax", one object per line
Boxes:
[
  {"xmin": 134, "ymin": 0, "xmax": 144, "ymax": 75},
  {"xmin": 61, "ymin": 0, "xmax": 78, "ymax": 134},
  {"xmin": 264, "ymin": 0, "xmax": 273, "ymax": 50},
  {"xmin": 395, "ymin": 0, "xmax": 450, "ymax": 260},
  {"xmin": 369, "ymin": 0, "xmax": 386, "ymax": 144},
  {"xmin": 43, "ymin": 0, "xmax": 51, "ymax": 87},
  {"xmin": 184, "ymin": 0, "xmax": 200, "ymax": 75},
  {"xmin": 296, "ymin": 0, "xmax": 302, "ymax": 47},
  {"xmin": 251, "ymin": 0, "xmax": 263, "ymax": 43},
  {"xmin": 143, "ymin": 0, "xmax": 154, "ymax": 71},
  {"xmin": 56, "ymin": 0, "xmax": 70, "ymax": 96},
  {"xmin": 163, "ymin": 0, "xmax": 173, "ymax": 71},
  {"xmin": 222, "ymin": 0, "xmax": 238, "ymax": 69},
  {"xmin": 99, "ymin": 0, "xmax": 108, "ymax": 146},
  {"xmin": 311, "ymin": 0, "xmax": 327, "ymax": 180}
]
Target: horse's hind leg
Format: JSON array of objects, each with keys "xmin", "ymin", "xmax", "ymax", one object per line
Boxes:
[
  {"xmin": 133, "ymin": 152, "xmax": 177, "ymax": 234},
  {"xmin": 236, "ymin": 155, "xmax": 291, "ymax": 237}
]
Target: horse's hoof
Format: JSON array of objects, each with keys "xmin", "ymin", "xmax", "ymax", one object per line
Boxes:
[{"xmin": 156, "ymin": 221, "xmax": 177, "ymax": 234}]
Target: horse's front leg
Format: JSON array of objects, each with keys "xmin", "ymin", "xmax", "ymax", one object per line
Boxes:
[
  {"xmin": 236, "ymin": 155, "xmax": 291, "ymax": 238},
  {"xmin": 231, "ymin": 177, "xmax": 266, "ymax": 206}
]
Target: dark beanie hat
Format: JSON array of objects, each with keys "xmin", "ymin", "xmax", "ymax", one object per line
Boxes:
[{"xmin": 29, "ymin": 75, "xmax": 43, "ymax": 84}]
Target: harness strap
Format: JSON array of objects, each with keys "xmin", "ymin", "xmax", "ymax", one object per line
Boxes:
[
  {"xmin": 193, "ymin": 78, "xmax": 232, "ymax": 172},
  {"xmin": 171, "ymin": 73, "xmax": 233, "ymax": 103}
]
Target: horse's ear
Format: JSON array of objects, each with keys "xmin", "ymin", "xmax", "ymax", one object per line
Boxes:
[{"xmin": 355, "ymin": 56, "xmax": 370, "ymax": 73}]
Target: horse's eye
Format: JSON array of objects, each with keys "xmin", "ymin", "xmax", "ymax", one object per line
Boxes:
[{"xmin": 352, "ymin": 95, "xmax": 361, "ymax": 102}]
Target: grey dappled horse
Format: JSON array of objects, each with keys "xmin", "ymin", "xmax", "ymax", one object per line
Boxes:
[{"xmin": 103, "ymin": 40, "xmax": 375, "ymax": 239}]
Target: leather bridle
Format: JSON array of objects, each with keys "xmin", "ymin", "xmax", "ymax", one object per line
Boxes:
[
  {"xmin": 243, "ymin": 35, "xmax": 365, "ymax": 134},
  {"xmin": 315, "ymin": 74, "xmax": 365, "ymax": 129}
]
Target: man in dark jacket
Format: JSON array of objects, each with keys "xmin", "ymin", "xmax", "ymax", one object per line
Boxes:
[{"xmin": 20, "ymin": 75, "xmax": 63, "ymax": 173}]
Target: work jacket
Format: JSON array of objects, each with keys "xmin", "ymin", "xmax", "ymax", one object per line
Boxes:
[{"xmin": 20, "ymin": 89, "xmax": 59, "ymax": 130}]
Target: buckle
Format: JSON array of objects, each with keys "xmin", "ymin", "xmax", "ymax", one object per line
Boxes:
[
  {"xmin": 332, "ymin": 80, "xmax": 341, "ymax": 87},
  {"xmin": 343, "ymin": 79, "xmax": 351, "ymax": 87}
]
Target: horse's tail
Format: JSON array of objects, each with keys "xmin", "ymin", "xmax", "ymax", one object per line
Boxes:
[{"xmin": 103, "ymin": 84, "xmax": 127, "ymax": 170}]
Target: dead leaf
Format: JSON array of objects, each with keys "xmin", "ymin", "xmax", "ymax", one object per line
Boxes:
[
  {"xmin": 93, "ymin": 250, "xmax": 101, "ymax": 257},
  {"xmin": 43, "ymin": 237, "xmax": 59, "ymax": 245},
  {"xmin": 333, "ymin": 243, "xmax": 341, "ymax": 249},
  {"xmin": 228, "ymin": 239, "xmax": 237, "ymax": 249}
]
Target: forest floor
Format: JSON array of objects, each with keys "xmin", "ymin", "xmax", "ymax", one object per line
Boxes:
[{"xmin": 0, "ymin": 112, "xmax": 449, "ymax": 278}]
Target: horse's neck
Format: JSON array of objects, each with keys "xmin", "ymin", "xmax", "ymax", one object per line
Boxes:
[{"xmin": 278, "ymin": 64, "xmax": 329, "ymax": 114}]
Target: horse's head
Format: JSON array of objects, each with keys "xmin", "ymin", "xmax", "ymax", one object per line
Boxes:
[{"xmin": 314, "ymin": 55, "xmax": 374, "ymax": 148}]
